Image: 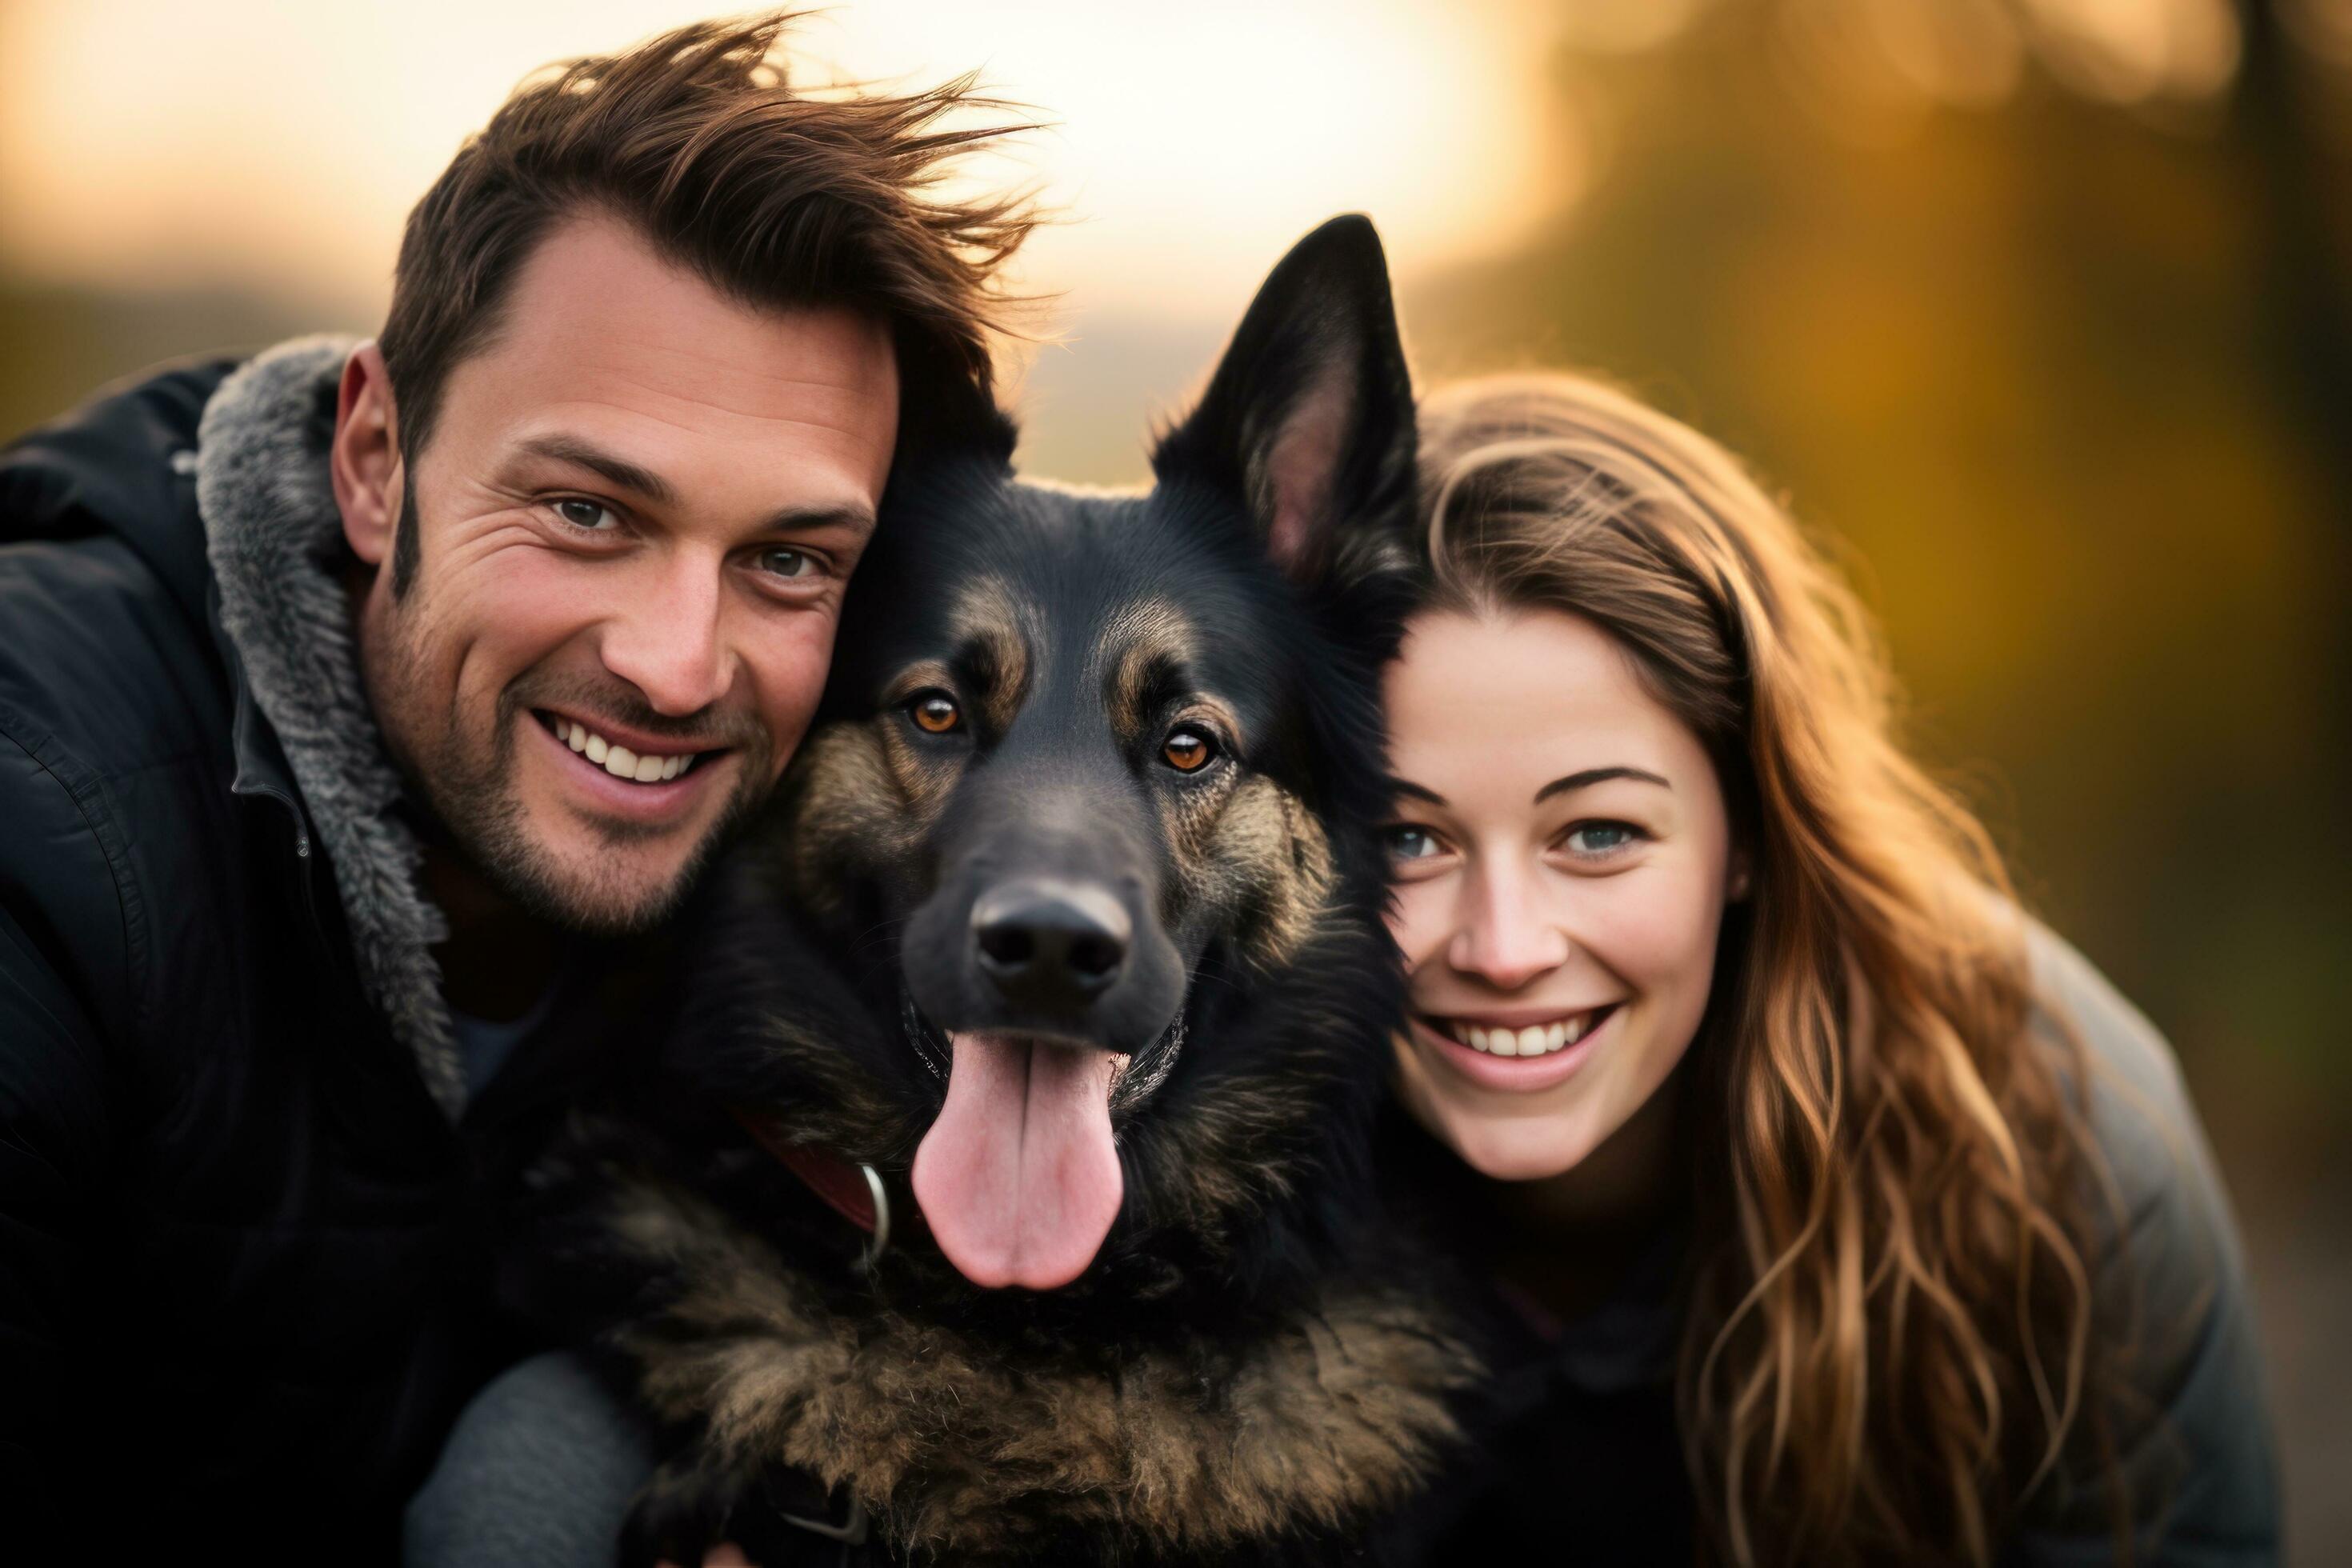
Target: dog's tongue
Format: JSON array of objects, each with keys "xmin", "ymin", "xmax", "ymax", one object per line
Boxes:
[{"xmin": 911, "ymin": 1034, "xmax": 1126, "ymax": 1291}]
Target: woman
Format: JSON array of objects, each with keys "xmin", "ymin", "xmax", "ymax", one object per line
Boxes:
[{"xmin": 1374, "ymin": 373, "xmax": 2279, "ymax": 1566}]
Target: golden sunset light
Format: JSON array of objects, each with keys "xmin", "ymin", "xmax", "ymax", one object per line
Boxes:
[{"xmin": 0, "ymin": 1, "xmax": 1570, "ymax": 319}]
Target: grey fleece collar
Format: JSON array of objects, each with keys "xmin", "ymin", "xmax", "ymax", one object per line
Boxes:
[{"xmin": 195, "ymin": 335, "xmax": 467, "ymax": 1120}]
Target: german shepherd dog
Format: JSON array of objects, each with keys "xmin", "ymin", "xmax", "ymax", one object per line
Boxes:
[{"xmin": 550, "ymin": 217, "xmax": 1476, "ymax": 1567}]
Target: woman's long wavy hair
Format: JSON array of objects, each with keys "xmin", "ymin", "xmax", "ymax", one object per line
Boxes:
[{"xmin": 1414, "ymin": 373, "xmax": 2115, "ymax": 1566}]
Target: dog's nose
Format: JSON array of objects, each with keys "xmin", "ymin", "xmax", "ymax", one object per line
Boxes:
[{"xmin": 970, "ymin": 879, "xmax": 1130, "ymax": 1007}]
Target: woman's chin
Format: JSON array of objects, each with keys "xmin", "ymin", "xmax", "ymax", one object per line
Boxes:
[
  {"xmin": 1448, "ymin": 1120, "xmax": 1604, "ymax": 1184},
  {"xmin": 1398, "ymin": 1089, "xmax": 1605, "ymax": 1183}
]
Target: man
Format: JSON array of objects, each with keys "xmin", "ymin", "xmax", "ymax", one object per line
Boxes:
[{"xmin": 0, "ymin": 16, "xmax": 1029, "ymax": 1554}]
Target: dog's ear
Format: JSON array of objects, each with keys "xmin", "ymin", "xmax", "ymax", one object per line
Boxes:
[{"xmin": 1152, "ymin": 214, "xmax": 1415, "ymax": 582}]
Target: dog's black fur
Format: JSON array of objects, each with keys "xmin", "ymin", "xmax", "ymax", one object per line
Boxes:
[{"xmin": 529, "ymin": 217, "xmax": 1476, "ymax": 1567}]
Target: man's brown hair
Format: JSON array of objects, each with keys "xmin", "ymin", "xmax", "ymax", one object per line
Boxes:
[{"xmin": 375, "ymin": 10, "xmax": 1035, "ymax": 594}]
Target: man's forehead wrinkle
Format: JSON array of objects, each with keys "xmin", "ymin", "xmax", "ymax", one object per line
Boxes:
[
  {"xmin": 609, "ymin": 322, "xmax": 889, "ymax": 391},
  {"xmin": 493, "ymin": 395, "xmax": 885, "ymax": 524},
  {"xmin": 554, "ymin": 340, "xmax": 894, "ymax": 419},
  {"xmin": 508, "ymin": 218, "xmax": 893, "ymax": 390},
  {"xmin": 534, "ymin": 390, "xmax": 885, "ymax": 449},
  {"xmin": 474, "ymin": 329, "xmax": 889, "ymax": 474}
]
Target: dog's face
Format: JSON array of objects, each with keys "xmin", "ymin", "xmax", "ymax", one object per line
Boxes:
[
  {"xmin": 818, "ymin": 514, "xmax": 1319, "ymax": 1050},
  {"xmin": 773, "ymin": 218, "xmax": 1415, "ymax": 1293}
]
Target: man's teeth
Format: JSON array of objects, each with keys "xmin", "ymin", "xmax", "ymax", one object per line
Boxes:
[
  {"xmin": 1441, "ymin": 1011, "xmax": 1607, "ymax": 1057},
  {"xmin": 554, "ymin": 718, "xmax": 698, "ymax": 782}
]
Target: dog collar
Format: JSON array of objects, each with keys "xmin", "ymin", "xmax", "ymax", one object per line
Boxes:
[{"xmin": 728, "ymin": 1106, "xmax": 896, "ymax": 1262}]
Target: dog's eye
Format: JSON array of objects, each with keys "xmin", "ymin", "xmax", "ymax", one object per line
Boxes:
[
  {"xmin": 1162, "ymin": 727, "xmax": 1215, "ymax": 773},
  {"xmin": 909, "ymin": 691, "xmax": 962, "ymax": 734}
]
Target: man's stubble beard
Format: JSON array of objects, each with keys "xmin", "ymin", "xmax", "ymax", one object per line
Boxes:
[{"xmin": 358, "ymin": 566, "xmax": 778, "ymax": 939}]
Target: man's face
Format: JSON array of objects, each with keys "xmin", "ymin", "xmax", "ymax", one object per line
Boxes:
[{"xmin": 346, "ymin": 211, "xmax": 899, "ymax": 934}]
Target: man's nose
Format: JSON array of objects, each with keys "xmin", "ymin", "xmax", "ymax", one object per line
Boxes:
[
  {"xmin": 599, "ymin": 552, "xmax": 734, "ymax": 717},
  {"xmin": 1448, "ymin": 866, "xmax": 1571, "ymax": 991}
]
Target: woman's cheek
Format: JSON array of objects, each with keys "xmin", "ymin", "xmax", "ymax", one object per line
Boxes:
[
  {"xmin": 1585, "ymin": 865, "xmax": 1723, "ymax": 1050},
  {"xmin": 1383, "ymin": 875, "xmax": 1449, "ymax": 966},
  {"xmin": 1579, "ymin": 870, "xmax": 1693, "ymax": 987}
]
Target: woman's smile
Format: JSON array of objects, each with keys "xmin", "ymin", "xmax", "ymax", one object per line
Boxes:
[
  {"xmin": 1415, "ymin": 1003, "xmax": 1620, "ymax": 1057},
  {"xmin": 1405, "ymin": 1003, "xmax": 1623, "ymax": 1094}
]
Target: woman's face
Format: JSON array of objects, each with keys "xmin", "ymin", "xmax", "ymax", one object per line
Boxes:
[{"xmin": 1382, "ymin": 607, "xmax": 1741, "ymax": 1182}]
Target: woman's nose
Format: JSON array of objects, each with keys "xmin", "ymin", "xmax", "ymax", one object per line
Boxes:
[{"xmin": 1447, "ymin": 870, "xmax": 1571, "ymax": 990}]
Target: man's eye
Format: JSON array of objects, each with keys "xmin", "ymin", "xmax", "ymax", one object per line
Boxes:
[
  {"xmin": 759, "ymin": 547, "xmax": 816, "ymax": 579},
  {"xmin": 554, "ymin": 498, "xmax": 618, "ymax": 531},
  {"xmin": 1563, "ymin": 822, "xmax": 1639, "ymax": 858},
  {"xmin": 1382, "ymin": 825, "xmax": 1443, "ymax": 862}
]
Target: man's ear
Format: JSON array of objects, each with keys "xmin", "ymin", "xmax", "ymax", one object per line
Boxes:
[
  {"xmin": 1150, "ymin": 214, "xmax": 1415, "ymax": 584},
  {"xmin": 332, "ymin": 342, "xmax": 402, "ymax": 570}
]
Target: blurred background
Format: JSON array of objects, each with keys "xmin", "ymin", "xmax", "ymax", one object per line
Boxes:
[{"xmin": 3, "ymin": 0, "xmax": 2343, "ymax": 1553}]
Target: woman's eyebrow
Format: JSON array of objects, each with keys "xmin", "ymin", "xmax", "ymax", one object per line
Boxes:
[
  {"xmin": 1389, "ymin": 778, "xmax": 1449, "ymax": 807},
  {"xmin": 1534, "ymin": 766, "xmax": 1671, "ymax": 802}
]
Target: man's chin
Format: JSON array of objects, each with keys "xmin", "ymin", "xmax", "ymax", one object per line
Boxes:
[
  {"xmin": 412, "ymin": 739, "xmax": 766, "ymax": 938},
  {"xmin": 474, "ymin": 812, "xmax": 726, "ymax": 938}
]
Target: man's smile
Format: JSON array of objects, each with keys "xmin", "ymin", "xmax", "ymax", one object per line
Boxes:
[{"xmin": 528, "ymin": 706, "xmax": 734, "ymax": 824}]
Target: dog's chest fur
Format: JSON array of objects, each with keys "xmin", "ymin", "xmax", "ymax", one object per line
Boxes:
[{"xmin": 610, "ymin": 1173, "xmax": 1471, "ymax": 1562}]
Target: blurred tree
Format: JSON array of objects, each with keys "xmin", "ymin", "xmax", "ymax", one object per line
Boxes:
[
  {"xmin": 1410, "ymin": 0, "xmax": 2350, "ymax": 1109},
  {"xmin": 1407, "ymin": 11, "xmax": 2352, "ymax": 1546}
]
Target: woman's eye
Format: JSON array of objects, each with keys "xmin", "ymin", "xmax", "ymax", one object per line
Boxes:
[
  {"xmin": 1382, "ymin": 825, "xmax": 1443, "ymax": 863},
  {"xmin": 554, "ymin": 498, "xmax": 618, "ymax": 531},
  {"xmin": 759, "ymin": 547, "xmax": 815, "ymax": 579},
  {"xmin": 1562, "ymin": 822, "xmax": 1639, "ymax": 858},
  {"xmin": 909, "ymin": 691, "xmax": 962, "ymax": 734},
  {"xmin": 1162, "ymin": 727, "xmax": 1215, "ymax": 773}
]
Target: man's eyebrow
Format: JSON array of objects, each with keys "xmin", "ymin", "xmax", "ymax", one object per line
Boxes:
[
  {"xmin": 514, "ymin": 435, "xmax": 875, "ymax": 535},
  {"xmin": 1534, "ymin": 766, "xmax": 1671, "ymax": 802},
  {"xmin": 762, "ymin": 502, "xmax": 878, "ymax": 538},
  {"xmin": 516, "ymin": 435, "xmax": 677, "ymax": 506}
]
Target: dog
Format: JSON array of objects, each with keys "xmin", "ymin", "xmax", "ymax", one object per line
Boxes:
[{"xmin": 539, "ymin": 215, "xmax": 1478, "ymax": 1567}]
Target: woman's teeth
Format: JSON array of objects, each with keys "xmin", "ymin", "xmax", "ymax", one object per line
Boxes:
[
  {"xmin": 1439, "ymin": 1010, "xmax": 1608, "ymax": 1058},
  {"xmin": 550, "ymin": 717, "xmax": 700, "ymax": 783}
]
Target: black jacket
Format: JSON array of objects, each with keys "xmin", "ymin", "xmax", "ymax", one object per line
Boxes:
[{"xmin": 0, "ymin": 354, "xmax": 654, "ymax": 1556}]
